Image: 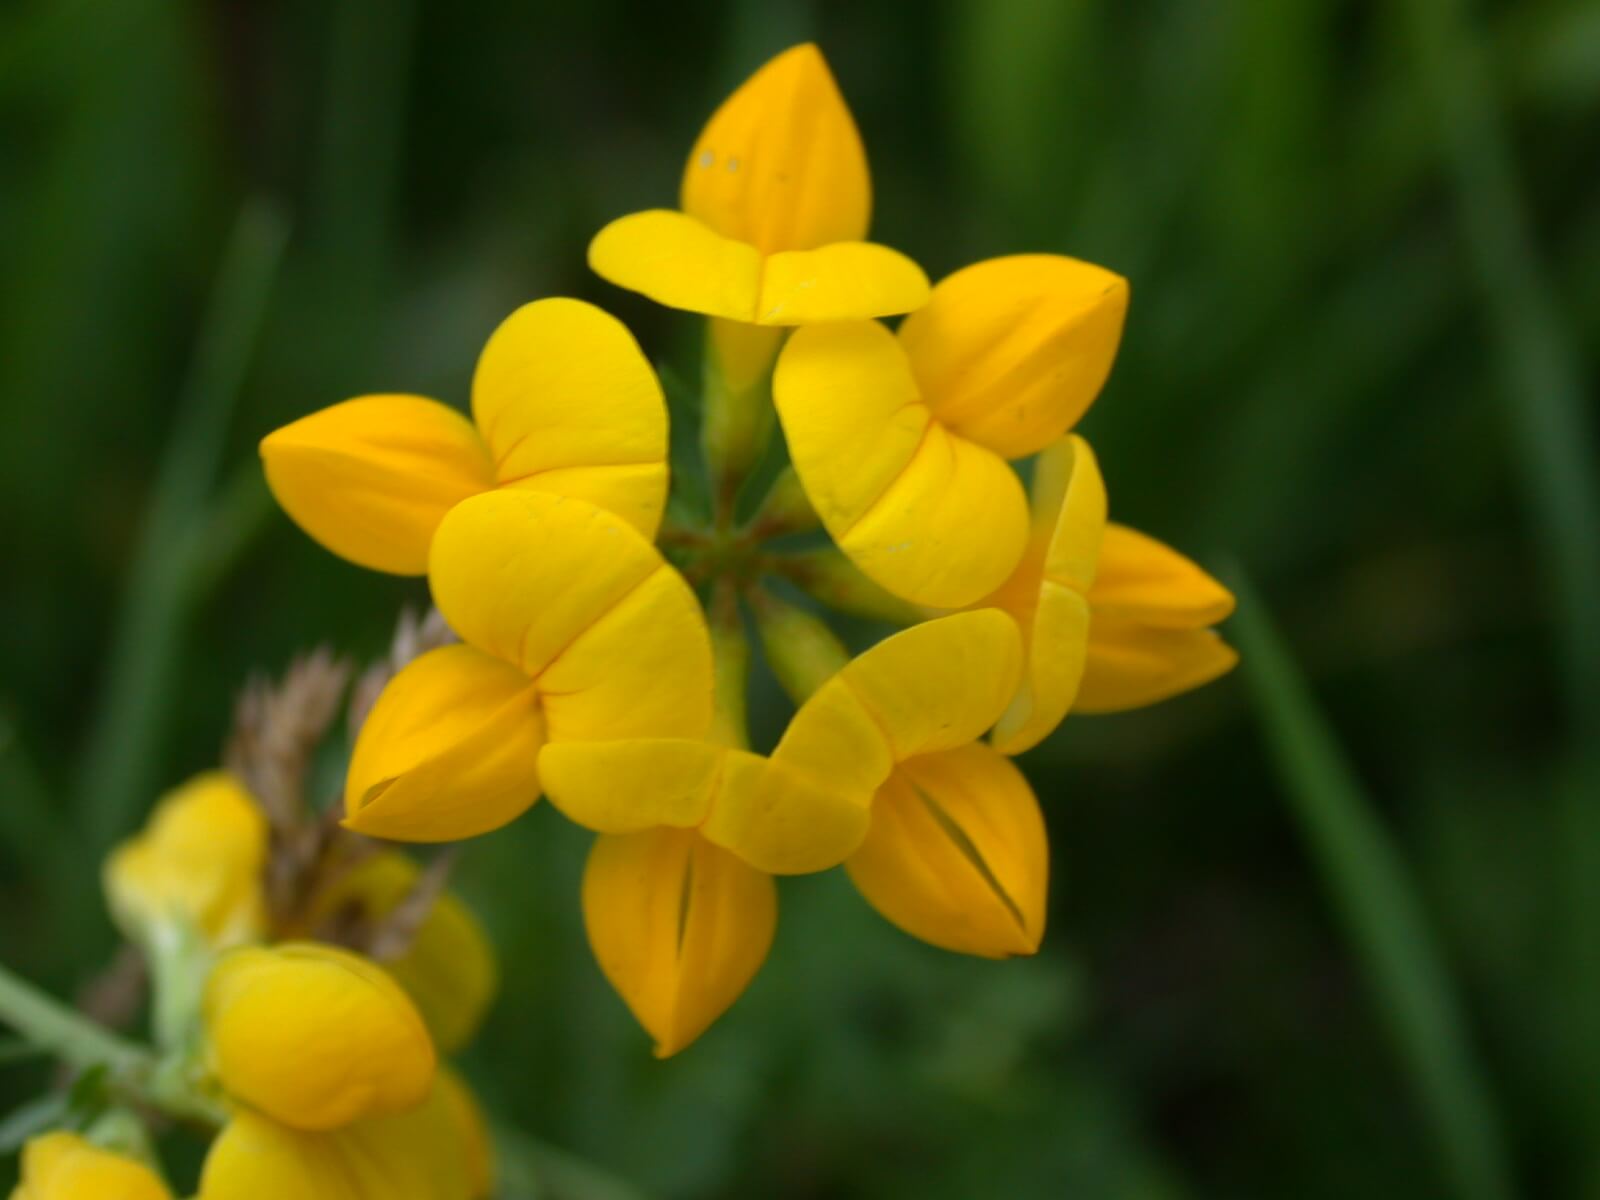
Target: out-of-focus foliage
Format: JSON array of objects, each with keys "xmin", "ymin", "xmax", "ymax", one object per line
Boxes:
[{"xmin": 1, "ymin": 1, "xmax": 1596, "ymax": 1196}]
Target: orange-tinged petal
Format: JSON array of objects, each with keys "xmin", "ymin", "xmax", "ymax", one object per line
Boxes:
[
  {"xmin": 583, "ymin": 829, "xmax": 775, "ymax": 1057},
  {"xmin": 774, "ymin": 321, "xmax": 1028, "ymax": 607},
  {"xmin": 198, "ymin": 1083, "xmax": 474, "ymax": 1200},
  {"xmin": 428, "ymin": 491, "xmax": 713, "ymax": 743},
  {"xmin": 1089, "ymin": 523, "xmax": 1236, "ymax": 627},
  {"xmin": 15, "ymin": 1132, "xmax": 172, "ymax": 1200},
  {"xmin": 847, "ymin": 744, "xmax": 1047, "ymax": 958},
  {"xmin": 897, "ymin": 255, "xmax": 1129, "ymax": 459},
  {"xmin": 310, "ymin": 854, "xmax": 497, "ymax": 1053},
  {"xmin": 471, "ymin": 299, "xmax": 668, "ymax": 537},
  {"xmin": 1076, "ymin": 616, "xmax": 1239, "ymax": 713},
  {"xmin": 989, "ymin": 436, "xmax": 1107, "ymax": 754},
  {"xmin": 261, "ymin": 395, "xmax": 495, "ymax": 575},
  {"xmin": 103, "ymin": 771, "xmax": 267, "ymax": 950},
  {"xmin": 681, "ymin": 43, "xmax": 869, "ymax": 254},
  {"xmin": 203, "ymin": 943, "xmax": 436, "ymax": 1132},
  {"xmin": 588, "ymin": 210, "xmax": 761, "ymax": 321},
  {"xmin": 754, "ymin": 242, "xmax": 929, "ymax": 325},
  {"xmin": 343, "ymin": 645, "xmax": 543, "ymax": 842}
]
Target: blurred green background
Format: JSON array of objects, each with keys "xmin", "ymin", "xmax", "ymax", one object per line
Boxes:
[{"xmin": 2, "ymin": 0, "xmax": 1598, "ymax": 1196}]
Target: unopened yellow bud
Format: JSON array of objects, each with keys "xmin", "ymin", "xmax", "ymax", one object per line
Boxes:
[
  {"xmin": 12, "ymin": 1132, "xmax": 171, "ymax": 1200},
  {"xmin": 203, "ymin": 943, "xmax": 436, "ymax": 1131},
  {"xmin": 103, "ymin": 772, "xmax": 267, "ymax": 950}
]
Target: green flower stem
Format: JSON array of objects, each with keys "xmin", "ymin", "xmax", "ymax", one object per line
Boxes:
[
  {"xmin": 1229, "ymin": 571, "xmax": 1516, "ymax": 1200},
  {"xmin": 750, "ymin": 587, "xmax": 850, "ymax": 704},
  {"xmin": 0, "ymin": 961, "xmax": 151, "ymax": 1078},
  {"xmin": 778, "ymin": 547, "xmax": 926, "ymax": 626},
  {"xmin": 700, "ymin": 320, "xmax": 783, "ymax": 525},
  {"xmin": 745, "ymin": 466, "xmax": 819, "ymax": 539},
  {"xmin": 708, "ymin": 580, "xmax": 752, "ymax": 749}
]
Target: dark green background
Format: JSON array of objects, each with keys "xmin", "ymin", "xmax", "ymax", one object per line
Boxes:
[{"xmin": 2, "ymin": 1, "xmax": 1597, "ymax": 1197}]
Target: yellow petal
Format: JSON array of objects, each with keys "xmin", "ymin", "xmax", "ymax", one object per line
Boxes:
[
  {"xmin": 15, "ymin": 1132, "xmax": 172, "ymax": 1200},
  {"xmin": 540, "ymin": 739, "xmax": 871, "ymax": 876},
  {"xmin": 897, "ymin": 255, "xmax": 1130, "ymax": 459},
  {"xmin": 436, "ymin": 1069, "xmax": 495, "ymax": 1199},
  {"xmin": 343, "ymin": 645, "xmax": 543, "ymax": 842},
  {"xmin": 203, "ymin": 943, "xmax": 436, "ymax": 1132},
  {"xmin": 754, "ymin": 242, "xmax": 929, "ymax": 325},
  {"xmin": 103, "ymin": 771, "xmax": 267, "ymax": 950},
  {"xmin": 471, "ymin": 298, "xmax": 668, "ymax": 538},
  {"xmin": 582, "ymin": 829, "xmax": 775, "ymax": 1057},
  {"xmin": 847, "ymin": 744, "xmax": 1047, "ymax": 958},
  {"xmin": 198, "ymin": 1083, "xmax": 474, "ymax": 1200},
  {"xmin": 681, "ymin": 43, "xmax": 869, "ymax": 254},
  {"xmin": 1077, "ymin": 616, "xmax": 1239, "ymax": 713},
  {"xmin": 309, "ymin": 854, "xmax": 497, "ymax": 1054},
  {"xmin": 988, "ymin": 436, "xmax": 1108, "ymax": 754},
  {"xmin": 588, "ymin": 210, "xmax": 760, "ymax": 321},
  {"xmin": 1089, "ymin": 523, "xmax": 1236, "ymax": 627},
  {"xmin": 774, "ymin": 321, "xmax": 1028, "ymax": 607},
  {"xmin": 261, "ymin": 395, "xmax": 495, "ymax": 575},
  {"xmin": 428, "ymin": 490, "xmax": 713, "ymax": 743},
  {"xmin": 778, "ymin": 609, "xmax": 1024, "ymax": 782}
]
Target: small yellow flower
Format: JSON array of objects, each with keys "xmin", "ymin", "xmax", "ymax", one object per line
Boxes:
[
  {"xmin": 11, "ymin": 1132, "xmax": 170, "ymax": 1200},
  {"xmin": 341, "ymin": 490, "xmax": 714, "ymax": 842},
  {"xmin": 773, "ymin": 255, "xmax": 1128, "ymax": 607},
  {"xmin": 305, "ymin": 853, "xmax": 497, "ymax": 1053},
  {"xmin": 260, "ymin": 299, "xmax": 669, "ymax": 575},
  {"xmin": 588, "ymin": 44, "xmax": 929, "ymax": 326},
  {"xmin": 202, "ymin": 942, "xmax": 436, "ymax": 1132},
  {"xmin": 545, "ymin": 610, "xmax": 1048, "ymax": 983},
  {"xmin": 103, "ymin": 771, "xmax": 267, "ymax": 950},
  {"xmin": 582, "ymin": 827, "xmax": 775, "ymax": 1058},
  {"xmin": 1077, "ymin": 523, "xmax": 1238, "ymax": 712},
  {"xmin": 198, "ymin": 1078, "xmax": 481, "ymax": 1200}
]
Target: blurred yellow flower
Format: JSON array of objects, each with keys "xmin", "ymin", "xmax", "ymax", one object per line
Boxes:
[
  {"xmin": 589, "ymin": 44, "xmax": 928, "ymax": 326},
  {"xmin": 198, "ymin": 1078, "xmax": 481, "ymax": 1200},
  {"xmin": 774, "ymin": 255, "xmax": 1128, "ymax": 608},
  {"xmin": 103, "ymin": 771, "xmax": 267, "ymax": 951},
  {"xmin": 1077, "ymin": 523, "xmax": 1238, "ymax": 712},
  {"xmin": 11, "ymin": 1132, "xmax": 170, "ymax": 1200},
  {"xmin": 341, "ymin": 490, "xmax": 714, "ymax": 842},
  {"xmin": 260, "ymin": 299, "xmax": 668, "ymax": 575},
  {"xmin": 307, "ymin": 853, "xmax": 498, "ymax": 1053},
  {"xmin": 202, "ymin": 942, "xmax": 436, "ymax": 1132}
]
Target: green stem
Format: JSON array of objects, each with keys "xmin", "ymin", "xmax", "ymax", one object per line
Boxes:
[
  {"xmin": 0, "ymin": 962, "xmax": 151, "ymax": 1078},
  {"xmin": 750, "ymin": 587, "xmax": 850, "ymax": 704},
  {"xmin": 1229, "ymin": 570, "xmax": 1515, "ymax": 1200}
]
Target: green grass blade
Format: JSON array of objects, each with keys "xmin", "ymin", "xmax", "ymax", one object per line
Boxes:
[
  {"xmin": 1229, "ymin": 570, "xmax": 1516, "ymax": 1200},
  {"xmin": 77, "ymin": 202, "xmax": 289, "ymax": 851}
]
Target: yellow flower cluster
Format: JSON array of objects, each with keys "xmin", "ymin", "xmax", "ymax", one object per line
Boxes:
[
  {"xmin": 85, "ymin": 775, "xmax": 498, "ymax": 1198},
  {"xmin": 251, "ymin": 44, "xmax": 1237, "ymax": 1060}
]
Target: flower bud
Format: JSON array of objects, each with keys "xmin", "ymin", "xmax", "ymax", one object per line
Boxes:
[{"xmin": 203, "ymin": 943, "xmax": 436, "ymax": 1131}]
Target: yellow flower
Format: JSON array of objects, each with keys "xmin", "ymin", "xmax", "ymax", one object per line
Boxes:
[
  {"xmin": 545, "ymin": 610, "xmax": 1047, "ymax": 984},
  {"xmin": 103, "ymin": 771, "xmax": 267, "ymax": 950},
  {"xmin": 342, "ymin": 490, "xmax": 714, "ymax": 842},
  {"xmin": 980, "ymin": 435, "xmax": 1107, "ymax": 754},
  {"xmin": 202, "ymin": 942, "xmax": 436, "ymax": 1132},
  {"xmin": 1077, "ymin": 523, "xmax": 1238, "ymax": 712},
  {"xmin": 260, "ymin": 299, "xmax": 668, "ymax": 575},
  {"xmin": 582, "ymin": 827, "xmax": 775, "ymax": 1058},
  {"xmin": 773, "ymin": 254, "xmax": 1129, "ymax": 607},
  {"xmin": 11, "ymin": 1132, "xmax": 170, "ymax": 1200},
  {"xmin": 588, "ymin": 44, "xmax": 928, "ymax": 326},
  {"xmin": 198, "ymin": 1078, "xmax": 481, "ymax": 1200},
  {"xmin": 305, "ymin": 853, "xmax": 497, "ymax": 1053}
]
